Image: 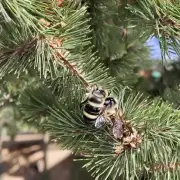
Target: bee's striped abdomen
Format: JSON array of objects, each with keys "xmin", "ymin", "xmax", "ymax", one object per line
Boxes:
[
  {"xmin": 82, "ymin": 86, "xmax": 108, "ymax": 124},
  {"xmin": 83, "ymin": 98, "xmax": 104, "ymax": 124},
  {"xmin": 89, "ymin": 96, "xmax": 103, "ymax": 104},
  {"xmin": 84, "ymin": 104, "xmax": 100, "ymax": 115}
]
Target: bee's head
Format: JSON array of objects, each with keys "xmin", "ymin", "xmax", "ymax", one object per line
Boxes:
[
  {"xmin": 104, "ymin": 97, "xmax": 118, "ymax": 116},
  {"xmin": 104, "ymin": 97, "xmax": 117, "ymax": 108}
]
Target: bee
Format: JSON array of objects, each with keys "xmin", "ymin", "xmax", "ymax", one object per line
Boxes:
[{"xmin": 80, "ymin": 85, "xmax": 109, "ymax": 124}]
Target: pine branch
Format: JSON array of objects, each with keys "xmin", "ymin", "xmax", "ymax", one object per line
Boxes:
[
  {"xmin": 54, "ymin": 51, "xmax": 89, "ymax": 87},
  {"xmin": 80, "ymin": 97, "xmax": 180, "ymax": 180},
  {"xmin": 162, "ymin": 87, "xmax": 180, "ymax": 109},
  {"xmin": 19, "ymin": 84, "xmax": 180, "ymax": 179},
  {"xmin": 106, "ymin": 28, "xmax": 151, "ymax": 88},
  {"xmin": 3, "ymin": 1, "xmax": 180, "ymax": 180},
  {"xmin": 0, "ymin": 1, "xmax": 115, "ymax": 89},
  {"xmin": 0, "ymin": 0, "xmax": 48, "ymax": 31},
  {"xmin": 44, "ymin": 3, "xmax": 115, "ymax": 88},
  {"xmin": 44, "ymin": 70, "xmax": 85, "ymax": 102},
  {"xmin": 19, "ymin": 81, "xmax": 102, "ymax": 152},
  {"xmin": 127, "ymin": 0, "xmax": 180, "ymax": 60},
  {"xmin": 84, "ymin": 0, "xmax": 119, "ymax": 60},
  {"xmin": 82, "ymin": 0, "xmax": 151, "ymax": 62},
  {"xmin": 81, "ymin": 0, "xmax": 151, "ymax": 90},
  {"xmin": 0, "ymin": 28, "xmax": 59, "ymax": 78}
]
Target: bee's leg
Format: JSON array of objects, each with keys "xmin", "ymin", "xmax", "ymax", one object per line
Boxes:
[
  {"xmin": 99, "ymin": 105, "xmax": 107, "ymax": 115},
  {"xmin": 106, "ymin": 116, "xmax": 113, "ymax": 127},
  {"xmin": 116, "ymin": 108, "xmax": 124, "ymax": 119}
]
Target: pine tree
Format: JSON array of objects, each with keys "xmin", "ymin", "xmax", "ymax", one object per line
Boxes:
[{"xmin": 1, "ymin": 0, "xmax": 180, "ymax": 179}]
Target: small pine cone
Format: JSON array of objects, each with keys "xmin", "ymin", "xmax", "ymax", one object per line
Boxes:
[
  {"xmin": 130, "ymin": 142, "xmax": 136, "ymax": 148},
  {"xmin": 114, "ymin": 144, "xmax": 124, "ymax": 155},
  {"xmin": 123, "ymin": 136, "xmax": 132, "ymax": 144},
  {"xmin": 123, "ymin": 130, "xmax": 130, "ymax": 136}
]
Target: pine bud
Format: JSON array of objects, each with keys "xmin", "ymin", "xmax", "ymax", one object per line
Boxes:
[{"xmin": 57, "ymin": 0, "xmax": 63, "ymax": 7}]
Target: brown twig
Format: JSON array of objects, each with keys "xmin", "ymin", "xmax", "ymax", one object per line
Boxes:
[
  {"xmin": 46, "ymin": 37, "xmax": 89, "ymax": 87},
  {"xmin": 1, "ymin": 38, "xmax": 37, "ymax": 60},
  {"xmin": 55, "ymin": 51, "xmax": 89, "ymax": 87},
  {"xmin": 38, "ymin": 0, "xmax": 90, "ymax": 88}
]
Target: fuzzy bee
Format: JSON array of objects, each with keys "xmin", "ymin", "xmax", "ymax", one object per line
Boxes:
[{"xmin": 80, "ymin": 85, "xmax": 109, "ymax": 124}]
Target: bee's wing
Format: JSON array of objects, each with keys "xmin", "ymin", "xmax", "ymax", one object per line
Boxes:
[
  {"xmin": 113, "ymin": 120, "xmax": 123, "ymax": 139},
  {"xmin": 95, "ymin": 115, "xmax": 106, "ymax": 128}
]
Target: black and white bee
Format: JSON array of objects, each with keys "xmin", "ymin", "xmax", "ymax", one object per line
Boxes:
[
  {"xmin": 80, "ymin": 85, "xmax": 118, "ymax": 127},
  {"xmin": 81, "ymin": 85, "xmax": 124, "ymax": 139},
  {"xmin": 80, "ymin": 85, "xmax": 109, "ymax": 124}
]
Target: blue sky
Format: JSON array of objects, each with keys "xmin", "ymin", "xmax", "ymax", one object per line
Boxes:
[{"xmin": 146, "ymin": 36, "xmax": 178, "ymax": 60}]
